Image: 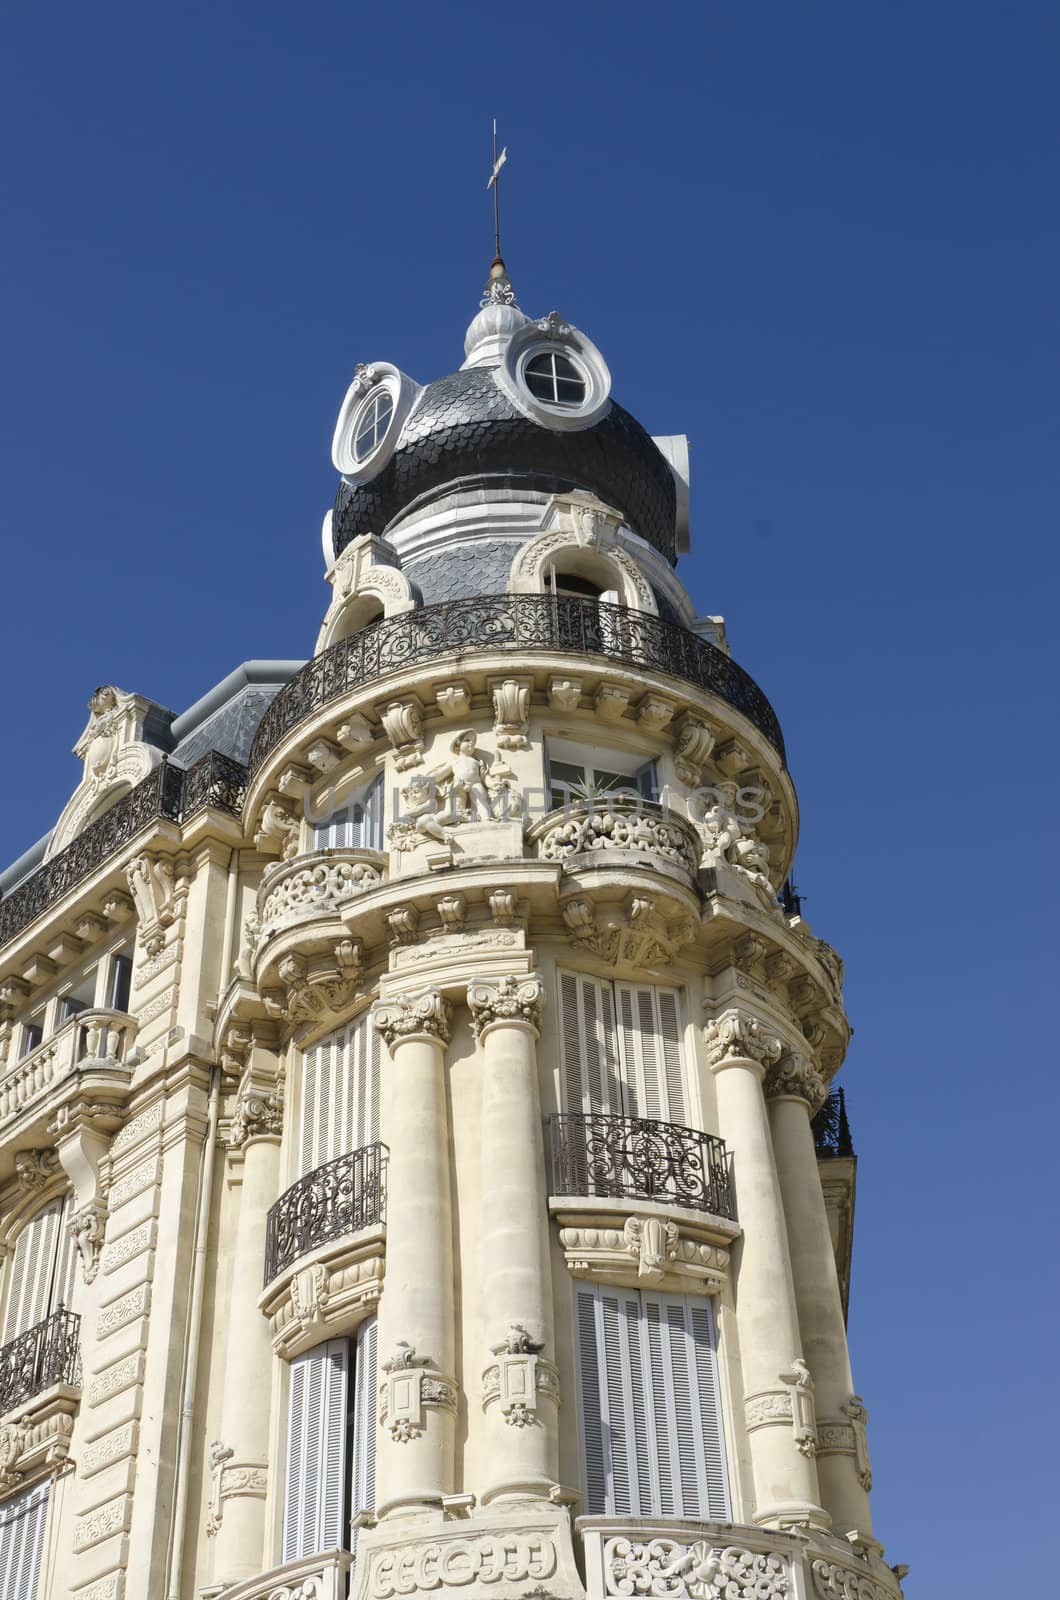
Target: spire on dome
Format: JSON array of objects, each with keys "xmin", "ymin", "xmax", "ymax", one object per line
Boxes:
[
  {"xmin": 481, "ymin": 253, "xmax": 518, "ymax": 309},
  {"xmin": 463, "ymin": 253, "xmax": 529, "ymax": 368}
]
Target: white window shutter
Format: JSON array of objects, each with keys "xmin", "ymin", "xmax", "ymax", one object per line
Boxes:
[
  {"xmin": 362, "ymin": 772, "xmax": 384, "ymax": 852},
  {"xmin": 559, "ymin": 972, "xmax": 620, "ymax": 1114},
  {"xmin": 3, "ymin": 1197, "xmax": 72, "ymax": 1342},
  {"xmin": 350, "ymin": 1314, "xmax": 378, "ymax": 1542},
  {"xmin": 575, "ymin": 1285, "xmax": 730, "ymax": 1521},
  {"xmin": 0, "ymin": 1478, "xmax": 49, "ymax": 1600},
  {"xmin": 284, "ymin": 1339, "xmax": 349, "ymax": 1560},
  {"xmin": 312, "ymin": 772, "xmax": 383, "ymax": 851},
  {"xmin": 300, "ymin": 1014, "xmax": 380, "ymax": 1176},
  {"xmin": 615, "ymin": 984, "xmax": 687, "ymax": 1125}
]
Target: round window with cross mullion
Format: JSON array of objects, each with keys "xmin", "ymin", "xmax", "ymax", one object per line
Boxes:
[
  {"xmin": 352, "ymin": 389, "xmax": 395, "ymax": 462},
  {"xmin": 522, "ymin": 349, "xmax": 588, "ymax": 408}
]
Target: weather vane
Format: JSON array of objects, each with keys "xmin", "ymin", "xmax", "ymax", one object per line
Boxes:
[{"xmin": 487, "ymin": 118, "xmax": 508, "ymax": 262}]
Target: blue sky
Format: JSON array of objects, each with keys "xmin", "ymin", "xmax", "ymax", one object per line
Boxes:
[{"xmin": 2, "ymin": 3, "xmax": 1057, "ymax": 1590}]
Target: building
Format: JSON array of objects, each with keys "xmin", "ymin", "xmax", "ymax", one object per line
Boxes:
[{"xmin": 0, "ymin": 256, "xmax": 907, "ymax": 1600}]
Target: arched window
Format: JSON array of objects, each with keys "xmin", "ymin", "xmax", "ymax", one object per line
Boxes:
[
  {"xmin": 311, "ymin": 773, "xmax": 384, "ymax": 854},
  {"xmin": 2, "ymin": 1194, "xmax": 78, "ymax": 1343}
]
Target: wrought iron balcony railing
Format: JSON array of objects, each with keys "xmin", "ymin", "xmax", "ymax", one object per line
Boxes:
[
  {"xmin": 248, "ymin": 593, "xmax": 785, "ymax": 775},
  {"xmin": 0, "ymin": 751, "xmax": 247, "ymax": 952},
  {"xmin": 548, "ymin": 1112, "xmax": 734, "ymax": 1219},
  {"xmin": 812, "ymin": 1087, "xmax": 854, "ymax": 1158},
  {"xmin": 0, "ymin": 1308, "xmax": 81, "ymax": 1415},
  {"xmin": 264, "ymin": 1143, "xmax": 387, "ymax": 1286}
]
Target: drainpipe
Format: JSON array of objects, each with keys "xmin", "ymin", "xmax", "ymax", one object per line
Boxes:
[{"xmin": 166, "ymin": 1065, "xmax": 221, "ymax": 1600}]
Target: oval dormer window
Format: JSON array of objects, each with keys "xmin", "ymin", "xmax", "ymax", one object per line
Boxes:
[
  {"xmin": 353, "ymin": 389, "xmax": 395, "ymax": 462},
  {"xmin": 523, "ymin": 350, "xmax": 587, "ymax": 408}
]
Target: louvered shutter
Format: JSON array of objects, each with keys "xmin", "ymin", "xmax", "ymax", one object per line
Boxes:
[
  {"xmin": 283, "ymin": 1340, "xmax": 349, "ymax": 1560},
  {"xmin": 300, "ymin": 1015, "xmax": 380, "ymax": 1175},
  {"xmin": 615, "ymin": 984, "xmax": 687, "ymax": 1124},
  {"xmin": 361, "ymin": 773, "xmax": 384, "ymax": 852},
  {"xmin": 312, "ymin": 773, "xmax": 384, "ymax": 851},
  {"xmin": 575, "ymin": 1285, "xmax": 730, "ymax": 1520},
  {"xmin": 0, "ymin": 1478, "xmax": 49, "ymax": 1600},
  {"xmin": 350, "ymin": 1315, "xmax": 377, "ymax": 1547},
  {"xmin": 3, "ymin": 1196, "xmax": 77, "ymax": 1342},
  {"xmin": 558, "ymin": 972, "xmax": 621, "ymax": 1115}
]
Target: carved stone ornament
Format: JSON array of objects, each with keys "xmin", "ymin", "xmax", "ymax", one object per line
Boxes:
[
  {"xmin": 466, "ymin": 975, "xmax": 544, "ymax": 1039},
  {"xmin": 810, "ymin": 1560, "xmax": 898, "ymax": 1600},
  {"xmin": 780, "ymin": 1357, "xmax": 819, "ymax": 1458},
  {"xmin": 125, "ymin": 853, "xmax": 186, "ymax": 957},
  {"xmin": 765, "ymin": 1051, "xmax": 827, "ymax": 1113},
  {"xmin": 14, "ymin": 1149, "xmax": 60, "ymax": 1192},
  {"xmin": 637, "ymin": 694, "xmax": 676, "ymax": 732},
  {"xmin": 364, "ymin": 1522, "xmax": 564, "ymax": 1597},
  {"xmin": 533, "ymin": 799, "xmax": 701, "ymax": 881},
  {"xmin": 229, "ymin": 1080, "xmax": 284, "ymax": 1148},
  {"xmin": 372, "ymin": 990, "xmax": 452, "ymax": 1049},
  {"xmin": 481, "ymin": 1325, "xmax": 558, "ymax": 1430},
  {"xmin": 623, "ymin": 1215, "xmax": 679, "ymax": 1283},
  {"xmin": 434, "ymin": 682, "xmax": 472, "ymax": 720},
  {"xmin": 602, "ymin": 1535, "xmax": 791, "ymax": 1600},
  {"xmin": 378, "ymin": 1344, "xmax": 457, "ymax": 1442},
  {"xmin": 548, "ymin": 677, "xmax": 582, "ymax": 712},
  {"xmin": 254, "ymin": 796, "xmax": 301, "ymax": 860},
  {"xmin": 842, "ymin": 1395, "xmax": 873, "ymax": 1491},
  {"xmin": 491, "ymin": 678, "xmax": 531, "ymax": 750},
  {"xmin": 263, "ymin": 941, "xmax": 365, "ymax": 1025},
  {"xmin": 673, "ymin": 717, "xmax": 716, "ymax": 786},
  {"xmin": 388, "ymin": 731, "xmax": 523, "ymax": 851},
  {"xmin": 0, "ymin": 1419, "xmax": 30, "ymax": 1489},
  {"xmin": 380, "ymin": 700, "xmax": 425, "ymax": 770},
  {"xmin": 205, "ymin": 1440, "xmax": 234, "ymax": 1536},
  {"xmin": 563, "ymin": 895, "xmax": 697, "ymax": 970},
  {"xmin": 692, "ymin": 780, "xmax": 777, "ymax": 908},
  {"xmin": 67, "ymin": 1202, "xmax": 107, "ymax": 1284},
  {"xmin": 45, "ymin": 686, "xmax": 165, "ymax": 859},
  {"xmin": 703, "ymin": 1009, "xmax": 783, "ymax": 1070}
]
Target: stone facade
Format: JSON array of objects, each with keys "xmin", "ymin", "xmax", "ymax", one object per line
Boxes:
[{"xmin": 0, "ymin": 263, "xmax": 908, "ymax": 1599}]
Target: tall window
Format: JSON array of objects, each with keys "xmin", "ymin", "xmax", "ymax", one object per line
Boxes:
[
  {"xmin": 0, "ymin": 1479, "xmax": 50, "ymax": 1599},
  {"xmin": 2, "ymin": 1195, "xmax": 78, "ymax": 1343},
  {"xmin": 300, "ymin": 1014, "xmax": 380, "ymax": 1175},
  {"xmin": 283, "ymin": 1317, "xmax": 377, "ymax": 1561},
  {"xmin": 559, "ymin": 972, "xmax": 687, "ymax": 1124},
  {"xmin": 311, "ymin": 773, "xmax": 384, "ymax": 852},
  {"xmin": 575, "ymin": 1284, "xmax": 729, "ymax": 1520}
]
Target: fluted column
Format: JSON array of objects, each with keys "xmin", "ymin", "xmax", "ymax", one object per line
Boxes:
[
  {"xmin": 703, "ymin": 1008, "xmax": 829, "ymax": 1531},
  {"xmin": 466, "ymin": 974, "xmax": 559, "ymax": 1503},
  {"xmin": 372, "ymin": 990, "xmax": 457, "ymax": 1518},
  {"xmin": 767, "ymin": 1051, "xmax": 874, "ymax": 1537},
  {"xmin": 211, "ymin": 1033, "xmax": 283, "ymax": 1585}
]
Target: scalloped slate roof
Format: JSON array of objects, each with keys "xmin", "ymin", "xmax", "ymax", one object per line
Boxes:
[{"xmin": 333, "ymin": 367, "xmax": 677, "ymax": 564}]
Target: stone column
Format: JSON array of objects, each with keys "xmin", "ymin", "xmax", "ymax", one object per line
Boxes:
[
  {"xmin": 767, "ymin": 1051, "xmax": 874, "ymax": 1538},
  {"xmin": 466, "ymin": 975, "xmax": 559, "ymax": 1503},
  {"xmin": 703, "ymin": 1008, "xmax": 829, "ymax": 1531},
  {"xmin": 372, "ymin": 990, "xmax": 457, "ymax": 1518},
  {"xmin": 210, "ymin": 1032, "xmax": 283, "ymax": 1585}
]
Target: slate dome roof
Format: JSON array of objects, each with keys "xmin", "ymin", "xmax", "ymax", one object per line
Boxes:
[{"xmin": 331, "ymin": 365, "xmax": 678, "ymax": 564}]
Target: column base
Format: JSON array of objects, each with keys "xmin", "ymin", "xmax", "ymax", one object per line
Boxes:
[{"xmin": 753, "ymin": 1498, "xmax": 831, "ymax": 1533}]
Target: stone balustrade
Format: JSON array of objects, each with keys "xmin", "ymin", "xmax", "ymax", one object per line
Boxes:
[
  {"xmin": 0, "ymin": 1007, "xmax": 137, "ymax": 1126},
  {"xmin": 254, "ymin": 849, "xmax": 386, "ymax": 946},
  {"xmin": 212, "ymin": 1550, "xmax": 353, "ymax": 1600},
  {"xmin": 528, "ymin": 799, "xmax": 702, "ymax": 884},
  {"xmin": 579, "ymin": 1517, "xmax": 905, "ymax": 1600}
]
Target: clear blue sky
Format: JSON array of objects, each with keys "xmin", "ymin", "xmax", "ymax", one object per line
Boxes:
[{"xmin": 2, "ymin": 3, "xmax": 1057, "ymax": 1590}]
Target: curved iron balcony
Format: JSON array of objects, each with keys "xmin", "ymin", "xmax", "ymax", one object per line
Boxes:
[
  {"xmin": 248, "ymin": 594, "xmax": 786, "ymax": 776},
  {"xmin": 812, "ymin": 1086, "xmax": 854, "ymax": 1158},
  {"xmin": 547, "ymin": 1112, "xmax": 733, "ymax": 1219},
  {"xmin": 264, "ymin": 1142, "xmax": 387, "ymax": 1286},
  {"xmin": 0, "ymin": 751, "xmax": 247, "ymax": 953},
  {"xmin": 0, "ymin": 1308, "xmax": 81, "ymax": 1415}
]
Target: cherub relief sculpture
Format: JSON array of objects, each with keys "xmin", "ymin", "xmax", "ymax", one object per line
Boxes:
[
  {"xmin": 694, "ymin": 781, "xmax": 777, "ymax": 911},
  {"xmin": 390, "ymin": 729, "xmax": 523, "ymax": 850}
]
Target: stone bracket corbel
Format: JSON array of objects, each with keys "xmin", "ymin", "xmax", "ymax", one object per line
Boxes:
[
  {"xmin": 481, "ymin": 1325, "xmax": 559, "ymax": 1430},
  {"xmin": 379, "ymin": 1343, "xmax": 457, "ymax": 1443}
]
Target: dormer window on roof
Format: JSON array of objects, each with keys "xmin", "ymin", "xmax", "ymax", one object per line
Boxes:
[
  {"xmin": 523, "ymin": 349, "xmax": 587, "ymax": 408},
  {"xmin": 353, "ymin": 390, "xmax": 395, "ymax": 462}
]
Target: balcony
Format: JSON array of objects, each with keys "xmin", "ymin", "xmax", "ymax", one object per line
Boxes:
[
  {"xmin": 264, "ymin": 1143, "xmax": 387, "ymax": 1286},
  {"xmin": 208, "ymin": 1550, "xmax": 352, "ymax": 1600},
  {"xmin": 812, "ymin": 1086, "xmax": 854, "ymax": 1157},
  {"xmin": 529, "ymin": 799, "xmax": 702, "ymax": 888},
  {"xmin": 548, "ymin": 1113, "xmax": 733, "ymax": 1219},
  {"xmin": 248, "ymin": 593, "xmax": 786, "ymax": 775},
  {"xmin": 255, "ymin": 848, "xmax": 386, "ymax": 949},
  {"xmin": 0, "ymin": 1007, "xmax": 137, "ymax": 1131},
  {"xmin": 0, "ymin": 750, "xmax": 247, "ymax": 953},
  {"xmin": 0, "ymin": 1308, "xmax": 81, "ymax": 1415}
]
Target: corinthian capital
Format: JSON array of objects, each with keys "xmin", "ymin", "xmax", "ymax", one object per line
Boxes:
[
  {"xmin": 765, "ymin": 1050, "xmax": 827, "ymax": 1111},
  {"xmin": 466, "ymin": 974, "xmax": 545, "ymax": 1038},
  {"xmin": 372, "ymin": 989, "xmax": 452, "ymax": 1048},
  {"xmin": 703, "ymin": 1008, "xmax": 782, "ymax": 1069}
]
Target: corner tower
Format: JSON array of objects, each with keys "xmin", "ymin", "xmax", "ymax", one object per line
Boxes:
[{"xmin": 0, "ymin": 260, "xmax": 906, "ymax": 1600}]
